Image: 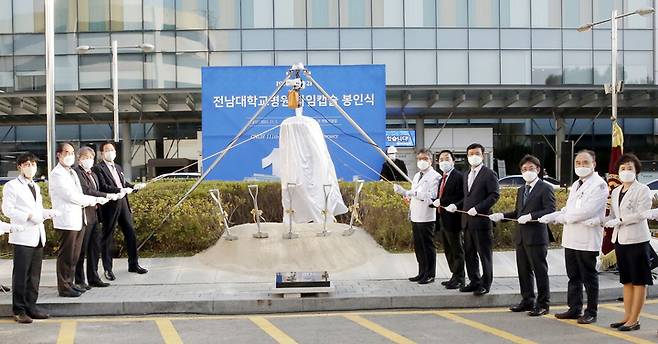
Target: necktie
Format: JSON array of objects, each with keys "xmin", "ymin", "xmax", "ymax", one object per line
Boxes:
[
  {"xmin": 439, "ymin": 173, "xmax": 447, "ymax": 199},
  {"xmin": 28, "ymin": 183, "xmax": 36, "ymax": 201},
  {"xmin": 577, "ymin": 179, "xmax": 584, "ymax": 190},
  {"xmin": 87, "ymin": 171, "xmax": 97, "ymax": 189},
  {"xmin": 468, "ymin": 169, "xmax": 476, "ymax": 191},
  {"xmin": 109, "ymin": 163, "xmax": 123, "ymax": 188},
  {"xmin": 419, "ymin": 172, "xmax": 424, "ymax": 181},
  {"xmin": 522, "ymin": 184, "xmax": 531, "ymax": 207}
]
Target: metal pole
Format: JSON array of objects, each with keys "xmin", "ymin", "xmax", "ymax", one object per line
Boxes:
[
  {"xmin": 45, "ymin": 0, "xmax": 56, "ymax": 172},
  {"xmin": 611, "ymin": 10, "xmax": 618, "ymax": 121},
  {"xmin": 112, "ymin": 40, "xmax": 119, "ymax": 142}
]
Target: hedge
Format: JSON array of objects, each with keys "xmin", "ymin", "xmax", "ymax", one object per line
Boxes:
[{"xmin": 0, "ymin": 181, "xmax": 570, "ymax": 257}]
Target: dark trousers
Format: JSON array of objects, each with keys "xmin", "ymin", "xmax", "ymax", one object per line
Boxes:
[
  {"xmin": 439, "ymin": 227, "xmax": 465, "ymax": 284},
  {"xmin": 564, "ymin": 248, "xmax": 599, "ymax": 316},
  {"xmin": 12, "ymin": 242, "xmax": 43, "ymax": 315},
  {"xmin": 412, "ymin": 221, "xmax": 436, "ymax": 279},
  {"xmin": 101, "ymin": 200, "xmax": 139, "ymax": 271},
  {"xmin": 463, "ymin": 227, "xmax": 493, "ymax": 289},
  {"xmin": 56, "ymin": 228, "xmax": 86, "ymax": 292},
  {"xmin": 75, "ymin": 220, "xmax": 102, "ymax": 284},
  {"xmin": 516, "ymin": 243, "xmax": 550, "ymax": 308}
]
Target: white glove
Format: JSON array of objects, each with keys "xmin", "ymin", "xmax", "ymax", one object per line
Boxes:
[
  {"xmin": 134, "ymin": 183, "xmax": 146, "ymax": 191},
  {"xmin": 121, "ymin": 187, "xmax": 134, "ymax": 195},
  {"xmin": 106, "ymin": 193, "xmax": 121, "ymax": 201},
  {"xmin": 584, "ymin": 218, "xmax": 602, "ymax": 227},
  {"xmin": 10, "ymin": 224, "xmax": 24, "ymax": 233},
  {"xmin": 489, "ymin": 213, "xmax": 504, "ymax": 222},
  {"xmin": 43, "ymin": 209, "xmax": 60, "ymax": 220},
  {"xmin": 445, "ymin": 204, "xmax": 457, "ymax": 213},
  {"xmin": 432, "ymin": 198, "xmax": 441, "ymax": 208},
  {"xmin": 604, "ymin": 218, "xmax": 622, "ymax": 228},
  {"xmin": 27, "ymin": 212, "xmax": 44, "ymax": 225},
  {"xmin": 467, "ymin": 207, "xmax": 477, "ymax": 217},
  {"xmin": 393, "ymin": 184, "xmax": 406, "ymax": 195},
  {"xmin": 538, "ymin": 213, "xmax": 555, "ymax": 224},
  {"xmin": 553, "ymin": 214, "xmax": 567, "ymax": 224},
  {"xmin": 96, "ymin": 197, "xmax": 110, "ymax": 205},
  {"xmin": 404, "ymin": 190, "xmax": 416, "ymax": 198},
  {"xmin": 642, "ymin": 209, "xmax": 658, "ymax": 220},
  {"xmin": 518, "ymin": 214, "xmax": 532, "ymax": 224}
]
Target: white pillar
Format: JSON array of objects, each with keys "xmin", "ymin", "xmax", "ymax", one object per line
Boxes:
[
  {"xmin": 45, "ymin": 0, "xmax": 56, "ymax": 172},
  {"xmin": 415, "ymin": 117, "xmax": 424, "ymax": 151}
]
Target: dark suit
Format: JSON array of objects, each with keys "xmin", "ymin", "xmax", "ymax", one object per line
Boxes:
[
  {"xmin": 92, "ymin": 161, "xmax": 139, "ymax": 272},
  {"xmin": 379, "ymin": 159, "xmax": 408, "ymax": 182},
  {"xmin": 435, "ymin": 170, "xmax": 465, "ymax": 284},
  {"xmin": 460, "ymin": 165, "xmax": 500, "ymax": 290},
  {"xmin": 74, "ymin": 166, "xmax": 107, "ymax": 284},
  {"xmin": 503, "ymin": 180, "xmax": 556, "ymax": 309}
]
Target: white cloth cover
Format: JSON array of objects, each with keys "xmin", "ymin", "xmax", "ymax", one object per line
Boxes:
[{"xmin": 279, "ymin": 115, "xmax": 348, "ymax": 224}]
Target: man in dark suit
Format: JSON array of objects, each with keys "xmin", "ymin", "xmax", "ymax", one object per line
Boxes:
[
  {"xmin": 490, "ymin": 155, "xmax": 556, "ymax": 316},
  {"xmin": 93, "ymin": 142, "xmax": 148, "ymax": 280},
  {"xmin": 445, "ymin": 143, "xmax": 500, "ymax": 296},
  {"xmin": 379, "ymin": 146, "xmax": 408, "ymax": 182},
  {"xmin": 431, "ymin": 150, "xmax": 465, "ymax": 289}
]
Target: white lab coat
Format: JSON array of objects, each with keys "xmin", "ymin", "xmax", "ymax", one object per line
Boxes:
[
  {"xmin": 49, "ymin": 163, "xmax": 97, "ymax": 231},
  {"xmin": 0, "ymin": 221, "xmax": 9, "ymax": 235},
  {"xmin": 409, "ymin": 168, "xmax": 441, "ymax": 223},
  {"xmin": 608, "ymin": 182, "xmax": 652, "ymax": 245},
  {"xmin": 560, "ymin": 173, "xmax": 609, "ymax": 252},
  {"xmin": 1, "ymin": 176, "xmax": 47, "ymax": 247}
]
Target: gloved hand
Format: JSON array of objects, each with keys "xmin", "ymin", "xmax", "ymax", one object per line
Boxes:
[
  {"xmin": 467, "ymin": 207, "xmax": 477, "ymax": 217},
  {"xmin": 538, "ymin": 213, "xmax": 555, "ymax": 224},
  {"xmin": 106, "ymin": 193, "xmax": 121, "ymax": 201},
  {"xmin": 27, "ymin": 212, "xmax": 44, "ymax": 225},
  {"xmin": 641, "ymin": 209, "xmax": 658, "ymax": 220},
  {"xmin": 432, "ymin": 198, "xmax": 441, "ymax": 208},
  {"xmin": 445, "ymin": 204, "xmax": 457, "ymax": 213},
  {"xmin": 134, "ymin": 183, "xmax": 146, "ymax": 191},
  {"xmin": 10, "ymin": 224, "xmax": 25, "ymax": 233},
  {"xmin": 43, "ymin": 209, "xmax": 60, "ymax": 220},
  {"xmin": 584, "ymin": 218, "xmax": 601, "ymax": 227},
  {"xmin": 489, "ymin": 213, "xmax": 504, "ymax": 222},
  {"xmin": 518, "ymin": 214, "xmax": 532, "ymax": 224},
  {"xmin": 96, "ymin": 197, "xmax": 110, "ymax": 205},
  {"xmin": 553, "ymin": 214, "xmax": 567, "ymax": 224},
  {"xmin": 604, "ymin": 218, "xmax": 622, "ymax": 228},
  {"xmin": 393, "ymin": 184, "xmax": 406, "ymax": 195},
  {"xmin": 121, "ymin": 187, "xmax": 134, "ymax": 195}
]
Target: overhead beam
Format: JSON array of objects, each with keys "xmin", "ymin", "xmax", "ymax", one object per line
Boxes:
[
  {"xmin": 426, "ymin": 91, "xmax": 439, "ymax": 108},
  {"xmin": 627, "ymin": 91, "xmax": 651, "ymax": 106},
  {"xmin": 479, "ymin": 91, "xmax": 493, "ymax": 107},
  {"xmin": 554, "ymin": 91, "xmax": 573, "ymax": 107},
  {"xmin": 185, "ymin": 94, "xmax": 195, "ymax": 111},
  {"xmin": 527, "ymin": 91, "xmax": 546, "ymax": 107},
  {"xmin": 157, "ymin": 94, "xmax": 169, "ymax": 111},
  {"xmin": 55, "ymin": 96, "xmax": 64, "ymax": 114},
  {"xmin": 503, "ymin": 92, "xmax": 520, "ymax": 107},
  {"xmin": 20, "ymin": 97, "xmax": 38, "ymax": 114},
  {"xmin": 0, "ymin": 98, "xmax": 11, "ymax": 114},
  {"xmin": 102, "ymin": 95, "xmax": 114, "ymax": 112},
  {"xmin": 578, "ymin": 91, "xmax": 599, "ymax": 107},
  {"xmin": 74, "ymin": 96, "xmax": 90, "ymax": 113},
  {"xmin": 401, "ymin": 91, "xmax": 412, "ymax": 109},
  {"xmin": 453, "ymin": 91, "xmax": 466, "ymax": 107},
  {"xmin": 130, "ymin": 95, "xmax": 143, "ymax": 111}
]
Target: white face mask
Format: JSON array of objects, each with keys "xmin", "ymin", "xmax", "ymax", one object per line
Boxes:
[
  {"xmin": 387, "ymin": 153, "xmax": 397, "ymax": 160},
  {"xmin": 468, "ymin": 154, "xmax": 483, "ymax": 167},
  {"xmin": 619, "ymin": 170, "xmax": 636, "ymax": 183},
  {"xmin": 522, "ymin": 171, "xmax": 538, "ymax": 183},
  {"xmin": 438, "ymin": 161, "xmax": 454, "ymax": 173},
  {"xmin": 61, "ymin": 155, "xmax": 75, "ymax": 167},
  {"xmin": 103, "ymin": 151, "xmax": 116, "ymax": 162},
  {"xmin": 575, "ymin": 166, "xmax": 593, "ymax": 178},
  {"xmin": 80, "ymin": 158, "xmax": 94, "ymax": 170},
  {"xmin": 417, "ymin": 160, "xmax": 431, "ymax": 171},
  {"xmin": 22, "ymin": 165, "xmax": 37, "ymax": 179}
]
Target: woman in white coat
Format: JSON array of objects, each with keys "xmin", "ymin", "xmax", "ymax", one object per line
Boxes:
[{"xmin": 600, "ymin": 153, "xmax": 653, "ymax": 331}]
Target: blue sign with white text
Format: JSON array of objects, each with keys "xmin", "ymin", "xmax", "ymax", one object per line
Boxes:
[
  {"xmin": 386, "ymin": 130, "xmax": 416, "ymax": 147},
  {"xmin": 201, "ymin": 65, "xmax": 387, "ymax": 181}
]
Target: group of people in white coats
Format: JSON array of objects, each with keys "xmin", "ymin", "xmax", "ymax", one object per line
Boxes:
[
  {"xmin": 394, "ymin": 145, "xmax": 658, "ymax": 333},
  {"xmin": 1, "ymin": 141, "xmax": 148, "ymax": 324}
]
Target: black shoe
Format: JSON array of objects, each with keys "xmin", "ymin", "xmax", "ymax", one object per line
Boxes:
[
  {"xmin": 610, "ymin": 321, "xmax": 627, "ymax": 329},
  {"xmin": 408, "ymin": 275, "xmax": 423, "ymax": 282},
  {"xmin": 445, "ymin": 281, "xmax": 464, "ymax": 290},
  {"xmin": 58, "ymin": 289, "xmax": 82, "ymax": 298},
  {"xmin": 71, "ymin": 285, "xmax": 86, "ymax": 293},
  {"xmin": 89, "ymin": 280, "xmax": 110, "ymax": 288},
  {"xmin": 577, "ymin": 314, "xmax": 597, "ymax": 324},
  {"xmin": 75, "ymin": 283, "xmax": 91, "ymax": 291},
  {"xmin": 14, "ymin": 313, "xmax": 32, "ymax": 324},
  {"xmin": 555, "ymin": 310, "xmax": 581, "ymax": 320},
  {"xmin": 509, "ymin": 303, "xmax": 533, "ymax": 312},
  {"xmin": 418, "ymin": 277, "xmax": 435, "ymax": 285},
  {"xmin": 128, "ymin": 265, "xmax": 148, "ymax": 274},
  {"xmin": 528, "ymin": 307, "xmax": 549, "ymax": 317},
  {"xmin": 1, "ymin": 284, "xmax": 10, "ymax": 292},
  {"xmin": 104, "ymin": 270, "xmax": 116, "ymax": 281},
  {"xmin": 459, "ymin": 283, "xmax": 479, "ymax": 293},
  {"xmin": 618, "ymin": 322, "xmax": 640, "ymax": 331},
  {"xmin": 473, "ymin": 287, "xmax": 489, "ymax": 296},
  {"xmin": 27, "ymin": 310, "xmax": 50, "ymax": 320},
  {"xmin": 441, "ymin": 280, "xmax": 451, "ymax": 286}
]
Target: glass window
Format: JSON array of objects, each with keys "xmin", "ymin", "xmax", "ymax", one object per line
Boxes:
[
  {"xmin": 308, "ymin": 0, "xmax": 339, "ymax": 27},
  {"xmin": 242, "ymin": 0, "xmax": 273, "ymax": 28},
  {"xmin": 500, "ymin": 0, "xmax": 530, "ymax": 27},
  {"xmin": 80, "ymin": 55, "xmax": 110, "ymax": 89},
  {"xmin": 144, "ymin": 31, "xmax": 176, "ymax": 52},
  {"xmin": 275, "ymin": 30, "xmax": 306, "ymax": 50},
  {"xmin": 208, "ymin": 0, "xmax": 240, "ymax": 29},
  {"xmin": 55, "ymin": 55, "xmax": 78, "ymax": 91},
  {"xmin": 373, "ymin": 29, "xmax": 404, "ymax": 49},
  {"xmin": 501, "ymin": 29, "xmax": 530, "ymax": 49},
  {"xmin": 340, "ymin": 0, "xmax": 371, "ymax": 27},
  {"xmin": 593, "ymin": 0, "xmax": 622, "ymax": 28},
  {"xmin": 14, "ymin": 35, "xmax": 44, "ymax": 55},
  {"xmin": 531, "ymin": 0, "xmax": 560, "ymax": 27},
  {"xmin": 15, "ymin": 126, "xmax": 46, "ymax": 141},
  {"xmin": 438, "ymin": 50, "xmax": 468, "ymax": 84},
  {"xmin": 242, "ymin": 51, "xmax": 274, "ymax": 65},
  {"xmin": 405, "ymin": 0, "xmax": 436, "ymax": 27},
  {"xmin": 437, "ymin": 0, "xmax": 467, "ymax": 27},
  {"xmin": 79, "ymin": 0, "xmax": 110, "ymax": 32},
  {"xmin": 341, "ymin": 51, "xmax": 372, "ymax": 65},
  {"xmin": 0, "ymin": 0, "xmax": 11, "ymax": 33},
  {"xmin": 372, "ymin": 0, "xmax": 403, "ymax": 27},
  {"xmin": 563, "ymin": 30, "xmax": 592, "ymax": 49},
  {"xmin": 176, "ymin": 31, "xmax": 208, "ymax": 51},
  {"xmin": 276, "ymin": 51, "xmax": 306, "ymax": 66},
  {"xmin": 111, "ymin": 0, "xmax": 143, "ymax": 31},
  {"xmin": 14, "ymin": 56, "xmax": 45, "ymax": 91},
  {"xmin": 563, "ymin": 51, "xmax": 592, "ymax": 84},
  {"xmin": 176, "ymin": 0, "xmax": 208, "ymax": 29},
  {"xmin": 593, "ymin": 50, "xmax": 622, "ymax": 84},
  {"xmin": 593, "ymin": 29, "xmax": 622, "ymax": 49},
  {"xmin": 112, "ymin": 32, "xmax": 144, "ymax": 48},
  {"xmin": 145, "ymin": 53, "xmax": 176, "ymax": 88},
  {"xmin": 242, "ymin": 30, "xmax": 274, "ymax": 50},
  {"xmin": 501, "ymin": 50, "xmax": 531, "ymax": 84},
  {"xmin": 624, "ymin": 30, "xmax": 652, "ymax": 50},
  {"xmin": 144, "ymin": 0, "xmax": 176, "ymax": 30},
  {"xmin": 623, "ymin": 51, "xmax": 653, "ymax": 84},
  {"xmin": 209, "ymin": 52, "xmax": 241, "ymax": 66},
  {"xmin": 340, "ymin": 29, "xmax": 371, "ymax": 49},
  {"xmin": 469, "ymin": 51, "xmax": 500, "ymax": 84},
  {"xmin": 308, "ymin": 51, "xmax": 339, "ymax": 65},
  {"xmin": 0, "ymin": 35, "xmax": 12, "ymax": 55},
  {"xmin": 405, "ymin": 51, "xmax": 436, "ymax": 85},
  {"xmin": 532, "ymin": 50, "xmax": 562, "ymax": 85},
  {"xmin": 373, "ymin": 50, "xmax": 404, "ymax": 85},
  {"xmin": 562, "ymin": 0, "xmax": 591, "ymax": 28},
  {"xmin": 0, "ymin": 56, "xmax": 12, "ymax": 88},
  {"xmin": 624, "ymin": 0, "xmax": 653, "ymax": 29},
  {"xmin": 405, "ymin": 29, "xmax": 436, "ymax": 49},
  {"xmin": 209, "ymin": 30, "xmax": 241, "ymax": 51},
  {"xmin": 55, "ymin": 33, "xmax": 77, "ymax": 55},
  {"xmin": 469, "ymin": 0, "xmax": 499, "ymax": 27},
  {"xmin": 437, "ymin": 29, "xmax": 468, "ymax": 49},
  {"xmin": 177, "ymin": 52, "xmax": 207, "ymax": 87},
  {"xmin": 79, "ymin": 33, "xmax": 111, "ymax": 54},
  {"xmin": 13, "ymin": 0, "xmax": 45, "ymax": 33},
  {"xmin": 55, "ymin": 0, "xmax": 77, "ymax": 33},
  {"xmin": 117, "ymin": 54, "xmax": 144, "ymax": 89},
  {"xmin": 275, "ymin": 0, "xmax": 306, "ymax": 28},
  {"xmin": 308, "ymin": 29, "xmax": 339, "ymax": 49},
  {"xmin": 531, "ymin": 29, "xmax": 561, "ymax": 49},
  {"xmin": 469, "ymin": 29, "xmax": 499, "ymax": 49}
]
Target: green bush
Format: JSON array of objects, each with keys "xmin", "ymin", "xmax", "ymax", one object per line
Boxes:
[{"xmin": 0, "ymin": 181, "xmax": 570, "ymax": 257}]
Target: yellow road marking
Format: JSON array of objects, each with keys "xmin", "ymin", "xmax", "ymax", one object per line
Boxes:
[
  {"xmin": 601, "ymin": 304, "xmax": 658, "ymax": 322},
  {"xmin": 155, "ymin": 319, "xmax": 184, "ymax": 344},
  {"xmin": 435, "ymin": 311, "xmax": 537, "ymax": 344},
  {"xmin": 250, "ymin": 316, "xmax": 297, "ymax": 344},
  {"xmin": 56, "ymin": 320, "xmax": 76, "ymax": 344},
  {"xmin": 344, "ymin": 314, "xmax": 415, "ymax": 344},
  {"xmin": 544, "ymin": 315, "xmax": 655, "ymax": 344}
]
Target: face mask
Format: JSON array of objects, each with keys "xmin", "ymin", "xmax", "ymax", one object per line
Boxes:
[
  {"xmin": 468, "ymin": 155, "xmax": 483, "ymax": 167},
  {"xmin": 387, "ymin": 153, "xmax": 397, "ymax": 160},
  {"xmin": 22, "ymin": 165, "xmax": 37, "ymax": 179},
  {"xmin": 619, "ymin": 170, "xmax": 636, "ymax": 183},
  {"xmin": 575, "ymin": 166, "xmax": 593, "ymax": 178},
  {"xmin": 103, "ymin": 151, "xmax": 116, "ymax": 162},
  {"xmin": 80, "ymin": 158, "xmax": 94, "ymax": 170},
  {"xmin": 62, "ymin": 155, "xmax": 75, "ymax": 167},
  {"xmin": 417, "ymin": 160, "xmax": 430, "ymax": 171},
  {"xmin": 438, "ymin": 161, "xmax": 454, "ymax": 173},
  {"xmin": 522, "ymin": 171, "xmax": 538, "ymax": 183}
]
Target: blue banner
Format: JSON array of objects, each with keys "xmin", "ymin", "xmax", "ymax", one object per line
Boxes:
[{"xmin": 201, "ymin": 65, "xmax": 387, "ymax": 181}]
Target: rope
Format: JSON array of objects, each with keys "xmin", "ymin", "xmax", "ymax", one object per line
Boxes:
[{"xmin": 325, "ymin": 135, "xmax": 393, "ymax": 184}]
